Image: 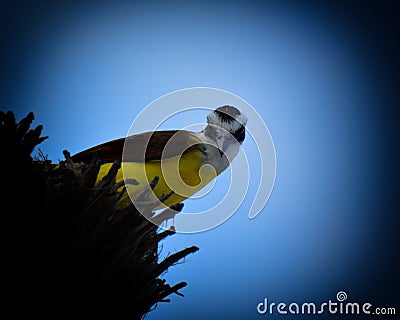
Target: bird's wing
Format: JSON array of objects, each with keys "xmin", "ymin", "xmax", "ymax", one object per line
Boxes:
[{"xmin": 72, "ymin": 130, "xmax": 206, "ymax": 163}]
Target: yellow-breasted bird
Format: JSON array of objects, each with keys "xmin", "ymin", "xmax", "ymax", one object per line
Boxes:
[{"xmin": 72, "ymin": 105, "xmax": 247, "ymax": 209}]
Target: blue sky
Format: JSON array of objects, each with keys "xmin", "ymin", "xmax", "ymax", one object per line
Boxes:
[{"xmin": 1, "ymin": 1, "xmax": 398, "ymax": 319}]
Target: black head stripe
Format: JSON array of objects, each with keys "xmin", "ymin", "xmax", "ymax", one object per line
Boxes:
[{"xmin": 232, "ymin": 125, "xmax": 245, "ymax": 144}]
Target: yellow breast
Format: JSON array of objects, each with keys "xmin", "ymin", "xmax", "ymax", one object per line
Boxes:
[{"xmin": 96, "ymin": 149, "xmax": 217, "ymax": 209}]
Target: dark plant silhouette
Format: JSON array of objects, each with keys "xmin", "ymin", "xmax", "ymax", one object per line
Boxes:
[{"xmin": 1, "ymin": 110, "xmax": 198, "ymax": 319}]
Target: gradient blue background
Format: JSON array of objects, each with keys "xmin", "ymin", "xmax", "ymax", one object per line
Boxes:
[{"xmin": 1, "ymin": 1, "xmax": 398, "ymax": 319}]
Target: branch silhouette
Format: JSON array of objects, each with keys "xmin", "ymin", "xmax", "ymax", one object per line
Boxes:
[{"xmin": 1, "ymin": 110, "xmax": 198, "ymax": 319}]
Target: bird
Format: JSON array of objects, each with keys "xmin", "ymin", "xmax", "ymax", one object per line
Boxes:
[{"xmin": 72, "ymin": 105, "xmax": 247, "ymax": 209}]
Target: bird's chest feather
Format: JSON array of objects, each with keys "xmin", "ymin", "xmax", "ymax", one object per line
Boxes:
[{"xmin": 97, "ymin": 149, "xmax": 217, "ymax": 207}]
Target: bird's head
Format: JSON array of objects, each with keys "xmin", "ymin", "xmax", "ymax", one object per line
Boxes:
[{"xmin": 204, "ymin": 105, "xmax": 247, "ymax": 157}]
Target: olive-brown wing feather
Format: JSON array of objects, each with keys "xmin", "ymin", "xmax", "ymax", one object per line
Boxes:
[{"xmin": 71, "ymin": 130, "xmax": 204, "ymax": 163}]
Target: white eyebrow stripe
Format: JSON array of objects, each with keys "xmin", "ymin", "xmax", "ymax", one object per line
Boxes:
[{"xmin": 207, "ymin": 112, "xmax": 247, "ymax": 132}]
